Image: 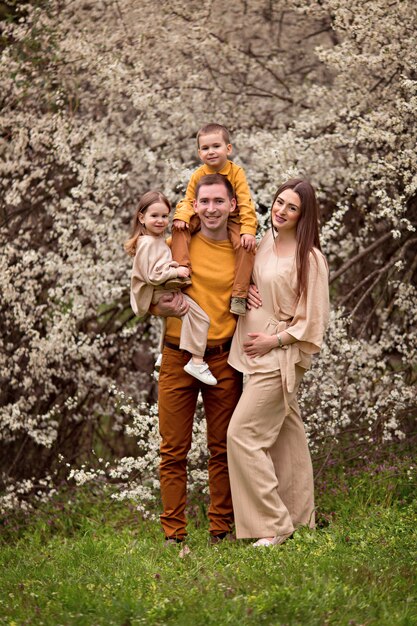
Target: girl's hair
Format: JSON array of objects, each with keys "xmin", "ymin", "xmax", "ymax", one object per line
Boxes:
[
  {"xmin": 124, "ymin": 191, "xmax": 171, "ymax": 257},
  {"xmin": 271, "ymin": 178, "xmax": 322, "ymax": 298}
]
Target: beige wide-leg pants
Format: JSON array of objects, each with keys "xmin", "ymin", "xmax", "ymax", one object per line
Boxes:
[{"xmin": 227, "ymin": 367, "xmax": 315, "ymax": 539}]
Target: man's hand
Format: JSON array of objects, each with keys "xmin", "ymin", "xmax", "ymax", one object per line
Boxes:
[
  {"xmin": 240, "ymin": 234, "xmax": 256, "ymax": 251},
  {"xmin": 150, "ymin": 292, "xmax": 189, "ymax": 318},
  {"xmin": 247, "ymin": 283, "xmax": 262, "ymax": 310},
  {"xmin": 173, "ymin": 219, "xmax": 189, "ymax": 231}
]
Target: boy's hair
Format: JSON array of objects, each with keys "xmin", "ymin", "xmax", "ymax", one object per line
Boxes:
[
  {"xmin": 124, "ymin": 191, "xmax": 171, "ymax": 257},
  {"xmin": 196, "ymin": 123, "xmax": 230, "ymax": 147},
  {"xmin": 195, "ymin": 173, "xmax": 235, "ymax": 201}
]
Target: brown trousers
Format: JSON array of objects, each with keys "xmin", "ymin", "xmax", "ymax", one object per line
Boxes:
[
  {"xmin": 227, "ymin": 367, "xmax": 315, "ymax": 539},
  {"xmin": 158, "ymin": 345, "xmax": 243, "ymax": 539},
  {"xmin": 171, "ymin": 215, "xmax": 255, "ymax": 298}
]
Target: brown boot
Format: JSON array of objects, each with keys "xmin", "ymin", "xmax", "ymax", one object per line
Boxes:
[
  {"xmin": 230, "ymin": 297, "xmax": 247, "ymax": 316},
  {"xmin": 164, "ymin": 277, "xmax": 192, "ymax": 290}
]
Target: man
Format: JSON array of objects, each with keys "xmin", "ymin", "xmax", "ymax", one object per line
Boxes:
[{"xmin": 152, "ymin": 173, "xmax": 243, "ymax": 550}]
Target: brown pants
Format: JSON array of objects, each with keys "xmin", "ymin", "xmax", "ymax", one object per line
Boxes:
[
  {"xmin": 158, "ymin": 344, "xmax": 243, "ymax": 539},
  {"xmin": 171, "ymin": 215, "xmax": 255, "ymax": 298},
  {"xmin": 227, "ymin": 367, "xmax": 315, "ymax": 539}
]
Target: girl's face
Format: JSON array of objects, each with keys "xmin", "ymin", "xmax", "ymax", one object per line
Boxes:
[
  {"xmin": 139, "ymin": 202, "xmax": 170, "ymax": 236},
  {"xmin": 271, "ymin": 189, "xmax": 301, "ymax": 233}
]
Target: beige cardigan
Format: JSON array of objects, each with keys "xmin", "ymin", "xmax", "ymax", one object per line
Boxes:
[
  {"xmin": 130, "ymin": 235, "xmax": 180, "ymax": 318},
  {"xmin": 229, "ymin": 229, "xmax": 329, "ymax": 402}
]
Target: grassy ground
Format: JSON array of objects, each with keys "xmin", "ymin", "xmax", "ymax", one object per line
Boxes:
[{"xmin": 1, "ymin": 453, "xmax": 416, "ymax": 626}]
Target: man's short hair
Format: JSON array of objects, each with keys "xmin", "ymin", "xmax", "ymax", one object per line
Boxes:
[
  {"xmin": 196, "ymin": 123, "xmax": 230, "ymax": 147},
  {"xmin": 195, "ymin": 173, "xmax": 235, "ymax": 201}
]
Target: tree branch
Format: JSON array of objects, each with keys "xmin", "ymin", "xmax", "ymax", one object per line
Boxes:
[{"xmin": 329, "ymin": 232, "xmax": 392, "ymax": 283}]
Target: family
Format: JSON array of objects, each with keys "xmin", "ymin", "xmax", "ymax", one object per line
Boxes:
[{"xmin": 125, "ymin": 123, "xmax": 330, "ymax": 552}]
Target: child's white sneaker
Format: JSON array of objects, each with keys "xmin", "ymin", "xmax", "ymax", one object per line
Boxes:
[
  {"xmin": 155, "ymin": 353, "xmax": 163, "ymax": 371},
  {"xmin": 153, "ymin": 353, "xmax": 163, "ymax": 381},
  {"xmin": 183, "ymin": 359, "xmax": 217, "ymax": 385}
]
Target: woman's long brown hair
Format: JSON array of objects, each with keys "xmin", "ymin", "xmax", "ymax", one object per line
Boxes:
[{"xmin": 271, "ymin": 179, "xmax": 322, "ymax": 299}]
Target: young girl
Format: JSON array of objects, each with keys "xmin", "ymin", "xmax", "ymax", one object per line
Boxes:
[{"xmin": 125, "ymin": 191, "xmax": 217, "ymax": 386}]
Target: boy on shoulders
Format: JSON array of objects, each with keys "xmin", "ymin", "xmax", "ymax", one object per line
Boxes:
[{"xmin": 171, "ymin": 123, "xmax": 257, "ymax": 316}]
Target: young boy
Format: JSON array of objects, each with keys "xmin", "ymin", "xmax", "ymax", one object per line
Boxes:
[{"xmin": 171, "ymin": 123, "xmax": 257, "ymax": 316}]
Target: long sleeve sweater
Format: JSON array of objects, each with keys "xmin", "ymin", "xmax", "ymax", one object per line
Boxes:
[{"xmin": 130, "ymin": 235, "xmax": 180, "ymax": 318}]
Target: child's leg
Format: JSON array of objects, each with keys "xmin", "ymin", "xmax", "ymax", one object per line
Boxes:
[
  {"xmin": 178, "ymin": 294, "xmax": 209, "ymax": 357},
  {"xmin": 171, "ymin": 214, "xmax": 201, "ymax": 271},
  {"xmin": 227, "ymin": 221, "xmax": 255, "ymax": 298},
  {"xmin": 158, "ymin": 318, "xmax": 166, "ymax": 354},
  {"xmin": 179, "ymin": 294, "xmax": 217, "ymax": 386},
  {"xmin": 151, "ymin": 295, "xmax": 168, "ymax": 375}
]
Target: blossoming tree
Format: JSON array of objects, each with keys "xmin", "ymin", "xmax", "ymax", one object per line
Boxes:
[{"xmin": 0, "ymin": 0, "xmax": 415, "ymax": 511}]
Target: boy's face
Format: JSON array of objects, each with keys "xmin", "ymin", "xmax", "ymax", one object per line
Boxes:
[{"xmin": 198, "ymin": 131, "xmax": 232, "ymax": 171}]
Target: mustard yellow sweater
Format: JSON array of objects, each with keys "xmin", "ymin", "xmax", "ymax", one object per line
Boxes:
[{"xmin": 166, "ymin": 233, "xmax": 237, "ymax": 343}]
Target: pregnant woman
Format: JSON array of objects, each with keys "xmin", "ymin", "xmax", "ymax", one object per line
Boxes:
[{"xmin": 227, "ymin": 178, "xmax": 330, "ymax": 547}]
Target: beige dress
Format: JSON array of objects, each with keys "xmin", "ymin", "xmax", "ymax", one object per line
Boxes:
[
  {"xmin": 130, "ymin": 235, "xmax": 209, "ymax": 357},
  {"xmin": 227, "ymin": 229, "xmax": 329, "ymax": 539}
]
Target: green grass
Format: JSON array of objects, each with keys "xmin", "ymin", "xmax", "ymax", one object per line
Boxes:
[{"xmin": 0, "ymin": 456, "xmax": 416, "ymax": 626}]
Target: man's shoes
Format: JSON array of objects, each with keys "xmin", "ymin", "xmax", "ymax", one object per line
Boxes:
[
  {"xmin": 230, "ymin": 297, "xmax": 247, "ymax": 316},
  {"xmin": 252, "ymin": 533, "xmax": 292, "ymax": 547},
  {"xmin": 184, "ymin": 359, "xmax": 217, "ymax": 385},
  {"xmin": 164, "ymin": 538, "xmax": 179, "ymax": 547},
  {"xmin": 164, "ymin": 277, "xmax": 192, "ymax": 290},
  {"xmin": 210, "ymin": 532, "xmax": 235, "ymax": 545}
]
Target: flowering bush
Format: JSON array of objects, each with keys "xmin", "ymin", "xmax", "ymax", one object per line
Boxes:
[{"xmin": 1, "ymin": 0, "xmax": 415, "ymax": 512}]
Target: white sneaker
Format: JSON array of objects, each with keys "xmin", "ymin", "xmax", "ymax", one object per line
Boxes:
[
  {"xmin": 153, "ymin": 353, "xmax": 163, "ymax": 381},
  {"xmin": 154, "ymin": 353, "xmax": 163, "ymax": 371},
  {"xmin": 183, "ymin": 359, "xmax": 217, "ymax": 385}
]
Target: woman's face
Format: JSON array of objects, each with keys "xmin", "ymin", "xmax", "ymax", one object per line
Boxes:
[{"xmin": 271, "ymin": 189, "xmax": 301, "ymax": 233}]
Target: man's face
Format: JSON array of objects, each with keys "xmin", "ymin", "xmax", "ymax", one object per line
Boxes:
[{"xmin": 194, "ymin": 183, "xmax": 236, "ymax": 239}]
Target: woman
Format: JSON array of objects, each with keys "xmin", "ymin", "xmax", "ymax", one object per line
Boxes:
[{"xmin": 227, "ymin": 179, "xmax": 329, "ymax": 547}]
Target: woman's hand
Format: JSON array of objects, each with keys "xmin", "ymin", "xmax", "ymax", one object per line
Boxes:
[
  {"xmin": 243, "ymin": 333, "xmax": 276, "ymax": 358},
  {"xmin": 247, "ymin": 284, "xmax": 262, "ymax": 310}
]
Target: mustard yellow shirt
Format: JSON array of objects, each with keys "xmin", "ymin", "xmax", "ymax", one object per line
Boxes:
[
  {"xmin": 166, "ymin": 232, "xmax": 237, "ymax": 344},
  {"xmin": 174, "ymin": 160, "xmax": 257, "ymax": 236}
]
